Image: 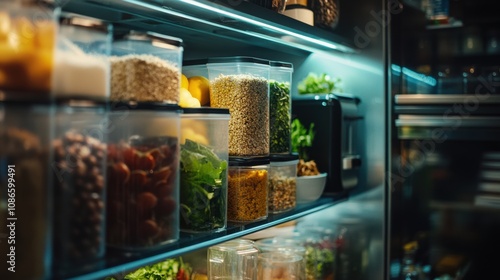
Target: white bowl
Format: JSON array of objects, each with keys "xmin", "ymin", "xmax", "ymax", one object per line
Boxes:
[{"xmin": 296, "ymin": 173, "xmax": 327, "ymax": 203}]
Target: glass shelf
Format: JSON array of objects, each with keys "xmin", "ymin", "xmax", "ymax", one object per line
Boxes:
[
  {"xmin": 64, "ymin": 194, "xmax": 347, "ymax": 280},
  {"xmin": 62, "ymin": 0, "xmax": 357, "ymax": 54}
]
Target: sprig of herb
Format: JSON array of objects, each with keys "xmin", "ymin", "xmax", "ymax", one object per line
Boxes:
[{"xmin": 291, "ymin": 118, "xmax": 315, "ymax": 161}]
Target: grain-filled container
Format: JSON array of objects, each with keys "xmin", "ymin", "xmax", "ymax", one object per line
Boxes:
[
  {"xmin": 227, "ymin": 156, "xmax": 269, "ymax": 222},
  {"xmin": 110, "ymin": 31, "xmax": 183, "ymax": 103},
  {"xmin": 208, "ymin": 56, "xmax": 270, "ymax": 156},
  {"xmin": 106, "ymin": 102, "xmax": 181, "ymax": 251},
  {"xmin": 53, "ymin": 14, "xmax": 112, "ymax": 99},
  {"xmin": 258, "ymin": 252, "xmax": 303, "ymax": 280},
  {"xmin": 269, "ymin": 61, "xmax": 293, "ymax": 154},
  {"xmin": 0, "ymin": 0, "xmax": 56, "ymax": 96},
  {"xmin": 0, "ymin": 100, "xmax": 53, "ymax": 280},
  {"xmin": 51, "ymin": 100, "xmax": 108, "ymax": 277},
  {"xmin": 180, "ymin": 108, "xmax": 229, "ymax": 233},
  {"xmin": 208, "ymin": 239, "xmax": 259, "ymax": 280},
  {"xmin": 269, "ymin": 153, "xmax": 298, "ymax": 213}
]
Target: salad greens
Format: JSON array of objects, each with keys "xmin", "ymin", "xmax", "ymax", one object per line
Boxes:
[
  {"xmin": 180, "ymin": 139, "xmax": 227, "ymax": 232},
  {"xmin": 297, "ymin": 72, "xmax": 342, "ymax": 94},
  {"xmin": 291, "ymin": 118, "xmax": 315, "ymax": 162},
  {"xmin": 104, "ymin": 257, "xmax": 191, "ymax": 280}
]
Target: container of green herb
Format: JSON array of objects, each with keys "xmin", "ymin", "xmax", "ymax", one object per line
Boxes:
[{"xmin": 270, "ymin": 61, "xmax": 293, "ymax": 154}]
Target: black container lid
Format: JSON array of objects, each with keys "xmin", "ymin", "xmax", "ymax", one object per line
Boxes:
[
  {"xmin": 269, "ymin": 153, "xmax": 299, "ymax": 162},
  {"xmin": 208, "ymin": 56, "xmax": 270, "ymax": 65},
  {"xmin": 110, "ymin": 101, "xmax": 182, "ymax": 112},
  {"xmin": 181, "ymin": 107, "xmax": 229, "ymax": 115},
  {"xmin": 229, "ymin": 156, "xmax": 270, "ymax": 167},
  {"xmin": 183, "ymin": 58, "xmax": 209, "ymax": 66},
  {"xmin": 270, "ymin": 61, "xmax": 293, "ymax": 69}
]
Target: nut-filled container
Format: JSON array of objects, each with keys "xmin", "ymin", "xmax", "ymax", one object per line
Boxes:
[
  {"xmin": 110, "ymin": 31, "xmax": 183, "ymax": 103},
  {"xmin": 180, "ymin": 108, "xmax": 229, "ymax": 233},
  {"xmin": 269, "ymin": 61, "xmax": 293, "ymax": 154},
  {"xmin": 0, "ymin": 0, "xmax": 56, "ymax": 96},
  {"xmin": 53, "ymin": 14, "xmax": 112, "ymax": 99},
  {"xmin": 106, "ymin": 102, "xmax": 181, "ymax": 251},
  {"xmin": 51, "ymin": 99, "xmax": 108, "ymax": 277},
  {"xmin": 0, "ymin": 100, "xmax": 54, "ymax": 280},
  {"xmin": 208, "ymin": 239, "xmax": 259, "ymax": 280},
  {"xmin": 207, "ymin": 56, "xmax": 270, "ymax": 156},
  {"xmin": 227, "ymin": 156, "xmax": 269, "ymax": 223},
  {"xmin": 268, "ymin": 153, "xmax": 299, "ymax": 213}
]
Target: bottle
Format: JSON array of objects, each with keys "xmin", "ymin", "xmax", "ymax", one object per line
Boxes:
[{"xmin": 400, "ymin": 241, "xmax": 425, "ymax": 280}]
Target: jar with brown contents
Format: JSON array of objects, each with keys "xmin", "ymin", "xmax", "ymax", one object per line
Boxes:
[
  {"xmin": 227, "ymin": 157, "xmax": 269, "ymax": 222},
  {"xmin": 269, "ymin": 154, "xmax": 299, "ymax": 214}
]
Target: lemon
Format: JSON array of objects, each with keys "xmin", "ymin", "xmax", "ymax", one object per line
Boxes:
[
  {"xmin": 179, "ymin": 88, "xmax": 193, "ymax": 108},
  {"xmin": 188, "ymin": 76, "xmax": 210, "ymax": 106},
  {"xmin": 181, "ymin": 74, "xmax": 189, "ymax": 89}
]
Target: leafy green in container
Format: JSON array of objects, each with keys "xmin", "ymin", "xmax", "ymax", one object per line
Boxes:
[
  {"xmin": 297, "ymin": 72, "xmax": 341, "ymax": 94},
  {"xmin": 291, "ymin": 118, "xmax": 315, "ymax": 162},
  {"xmin": 270, "ymin": 80, "xmax": 291, "ymax": 154},
  {"xmin": 109, "ymin": 257, "xmax": 191, "ymax": 280},
  {"xmin": 180, "ymin": 139, "xmax": 228, "ymax": 232}
]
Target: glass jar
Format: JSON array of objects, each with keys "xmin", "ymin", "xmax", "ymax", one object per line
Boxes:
[
  {"xmin": 312, "ymin": 0, "xmax": 340, "ymax": 29},
  {"xmin": 268, "ymin": 154, "xmax": 298, "ymax": 213},
  {"xmin": 255, "ymin": 238, "xmax": 307, "ymax": 280},
  {"xmin": 0, "ymin": 0, "xmax": 56, "ymax": 96},
  {"xmin": 269, "ymin": 61, "xmax": 293, "ymax": 154},
  {"xmin": 258, "ymin": 252, "xmax": 303, "ymax": 280},
  {"xmin": 106, "ymin": 102, "xmax": 181, "ymax": 252},
  {"xmin": 208, "ymin": 239, "xmax": 259, "ymax": 280},
  {"xmin": 180, "ymin": 108, "xmax": 230, "ymax": 233},
  {"xmin": 110, "ymin": 30, "xmax": 183, "ymax": 103},
  {"xmin": 227, "ymin": 156, "xmax": 269, "ymax": 222}
]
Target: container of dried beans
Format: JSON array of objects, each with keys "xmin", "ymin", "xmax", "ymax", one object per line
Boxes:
[
  {"xmin": 269, "ymin": 153, "xmax": 299, "ymax": 214},
  {"xmin": 106, "ymin": 102, "xmax": 181, "ymax": 252},
  {"xmin": 207, "ymin": 56, "xmax": 270, "ymax": 156},
  {"xmin": 110, "ymin": 31, "xmax": 183, "ymax": 103},
  {"xmin": 227, "ymin": 156, "xmax": 269, "ymax": 223}
]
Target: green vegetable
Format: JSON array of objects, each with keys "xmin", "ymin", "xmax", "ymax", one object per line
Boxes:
[
  {"xmin": 297, "ymin": 72, "xmax": 341, "ymax": 94},
  {"xmin": 180, "ymin": 139, "xmax": 228, "ymax": 232},
  {"xmin": 269, "ymin": 80, "xmax": 291, "ymax": 153},
  {"xmin": 123, "ymin": 257, "xmax": 191, "ymax": 280},
  {"xmin": 291, "ymin": 118, "xmax": 315, "ymax": 161}
]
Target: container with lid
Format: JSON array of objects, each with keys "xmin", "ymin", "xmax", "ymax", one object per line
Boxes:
[
  {"xmin": 51, "ymin": 100, "xmax": 108, "ymax": 277},
  {"xmin": 283, "ymin": 0, "xmax": 314, "ymax": 26},
  {"xmin": 208, "ymin": 56, "xmax": 270, "ymax": 156},
  {"xmin": 269, "ymin": 61, "xmax": 293, "ymax": 154},
  {"xmin": 258, "ymin": 252, "xmax": 303, "ymax": 280},
  {"xmin": 227, "ymin": 156, "xmax": 269, "ymax": 222},
  {"xmin": 180, "ymin": 108, "xmax": 230, "ymax": 233},
  {"xmin": 53, "ymin": 13, "xmax": 112, "ymax": 99},
  {"xmin": 0, "ymin": 0, "xmax": 56, "ymax": 96},
  {"xmin": 106, "ymin": 102, "xmax": 181, "ymax": 251},
  {"xmin": 255, "ymin": 238, "xmax": 307, "ymax": 280},
  {"xmin": 0, "ymin": 101, "xmax": 54, "ymax": 280},
  {"xmin": 268, "ymin": 154, "xmax": 299, "ymax": 213},
  {"xmin": 208, "ymin": 239, "xmax": 259, "ymax": 280},
  {"xmin": 110, "ymin": 31, "xmax": 183, "ymax": 103}
]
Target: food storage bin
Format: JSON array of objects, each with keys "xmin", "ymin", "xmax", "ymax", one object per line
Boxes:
[
  {"xmin": 110, "ymin": 31, "xmax": 183, "ymax": 103},
  {"xmin": 0, "ymin": 0, "xmax": 56, "ymax": 96},
  {"xmin": 181, "ymin": 59, "xmax": 211, "ymax": 106},
  {"xmin": 183, "ymin": 59, "xmax": 209, "ymax": 79},
  {"xmin": 255, "ymin": 238, "xmax": 307, "ymax": 280},
  {"xmin": 269, "ymin": 61, "xmax": 293, "ymax": 154},
  {"xmin": 106, "ymin": 102, "xmax": 181, "ymax": 251},
  {"xmin": 180, "ymin": 108, "xmax": 230, "ymax": 233},
  {"xmin": 258, "ymin": 252, "xmax": 303, "ymax": 280},
  {"xmin": 208, "ymin": 56, "xmax": 270, "ymax": 156},
  {"xmin": 208, "ymin": 239, "xmax": 259, "ymax": 280},
  {"xmin": 227, "ymin": 156, "xmax": 269, "ymax": 222},
  {"xmin": 51, "ymin": 100, "xmax": 108, "ymax": 277},
  {"xmin": 0, "ymin": 100, "xmax": 53, "ymax": 280},
  {"xmin": 53, "ymin": 14, "xmax": 112, "ymax": 99},
  {"xmin": 268, "ymin": 154, "xmax": 298, "ymax": 213}
]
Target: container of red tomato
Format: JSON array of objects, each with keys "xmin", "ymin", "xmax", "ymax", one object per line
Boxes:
[{"xmin": 106, "ymin": 102, "xmax": 182, "ymax": 251}]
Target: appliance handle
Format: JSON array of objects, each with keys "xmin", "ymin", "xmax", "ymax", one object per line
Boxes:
[{"xmin": 343, "ymin": 155, "xmax": 362, "ymax": 170}]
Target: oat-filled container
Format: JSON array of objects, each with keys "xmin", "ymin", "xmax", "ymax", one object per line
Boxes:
[
  {"xmin": 106, "ymin": 102, "xmax": 181, "ymax": 252},
  {"xmin": 269, "ymin": 153, "xmax": 299, "ymax": 214},
  {"xmin": 110, "ymin": 31, "xmax": 183, "ymax": 103},
  {"xmin": 227, "ymin": 156, "xmax": 269, "ymax": 223},
  {"xmin": 51, "ymin": 99, "xmax": 108, "ymax": 277},
  {"xmin": 269, "ymin": 61, "xmax": 293, "ymax": 154},
  {"xmin": 180, "ymin": 108, "xmax": 229, "ymax": 233},
  {"xmin": 208, "ymin": 56, "xmax": 270, "ymax": 156}
]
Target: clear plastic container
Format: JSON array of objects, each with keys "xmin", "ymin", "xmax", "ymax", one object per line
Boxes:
[
  {"xmin": 53, "ymin": 14, "xmax": 112, "ymax": 99},
  {"xmin": 255, "ymin": 238, "xmax": 307, "ymax": 280},
  {"xmin": 182, "ymin": 59, "xmax": 209, "ymax": 79},
  {"xmin": 208, "ymin": 239, "xmax": 259, "ymax": 280},
  {"xmin": 258, "ymin": 252, "xmax": 303, "ymax": 280},
  {"xmin": 227, "ymin": 156, "xmax": 269, "ymax": 222},
  {"xmin": 0, "ymin": 0, "xmax": 56, "ymax": 96},
  {"xmin": 208, "ymin": 56, "xmax": 270, "ymax": 156},
  {"xmin": 0, "ymin": 100, "xmax": 53, "ymax": 280},
  {"xmin": 180, "ymin": 108, "xmax": 230, "ymax": 233},
  {"xmin": 269, "ymin": 61, "xmax": 293, "ymax": 154},
  {"xmin": 106, "ymin": 102, "xmax": 181, "ymax": 251},
  {"xmin": 110, "ymin": 31, "xmax": 183, "ymax": 103},
  {"xmin": 268, "ymin": 154, "xmax": 298, "ymax": 213},
  {"xmin": 51, "ymin": 100, "xmax": 107, "ymax": 277}
]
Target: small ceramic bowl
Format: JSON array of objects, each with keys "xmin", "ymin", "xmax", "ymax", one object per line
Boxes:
[{"xmin": 296, "ymin": 173, "xmax": 327, "ymax": 203}]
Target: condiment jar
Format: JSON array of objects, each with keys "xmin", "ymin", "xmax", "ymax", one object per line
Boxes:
[
  {"xmin": 258, "ymin": 252, "xmax": 303, "ymax": 280},
  {"xmin": 268, "ymin": 154, "xmax": 298, "ymax": 213},
  {"xmin": 282, "ymin": 0, "xmax": 314, "ymax": 26},
  {"xmin": 269, "ymin": 61, "xmax": 293, "ymax": 154},
  {"xmin": 227, "ymin": 156, "xmax": 270, "ymax": 222},
  {"xmin": 208, "ymin": 239, "xmax": 259, "ymax": 280},
  {"xmin": 106, "ymin": 102, "xmax": 182, "ymax": 252},
  {"xmin": 0, "ymin": 0, "xmax": 57, "ymax": 96},
  {"xmin": 110, "ymin": 30, "xmax": 183, "ymax": 103},
  {"xmin": 53, "ymin": 13, "xmax": 112, "ymax": 99}
]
